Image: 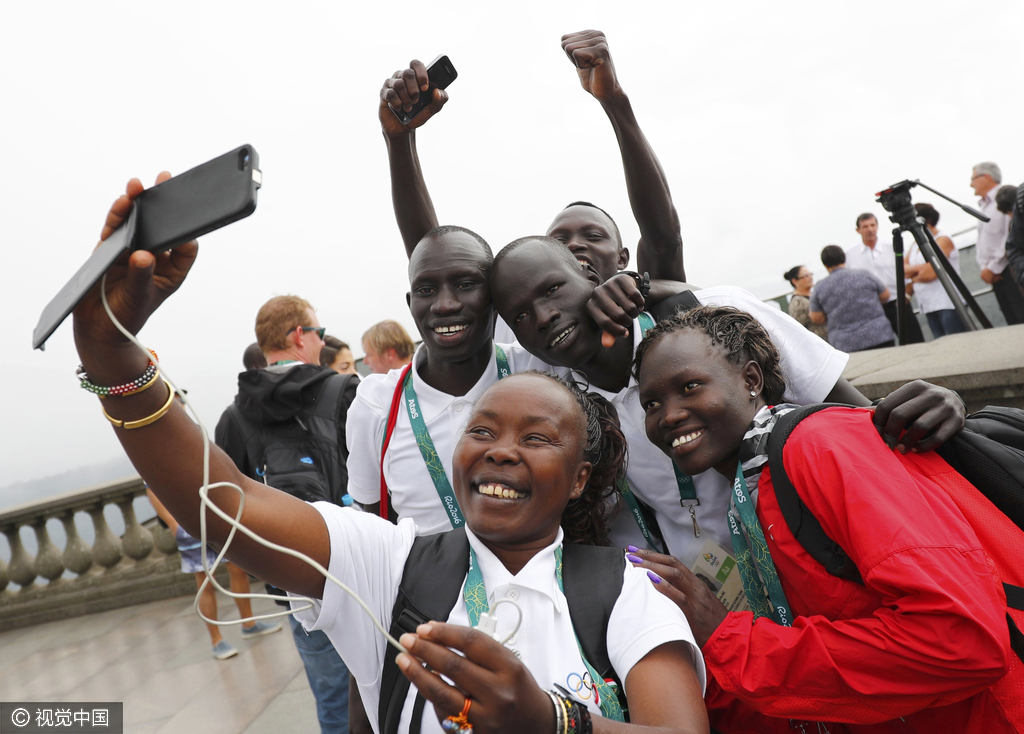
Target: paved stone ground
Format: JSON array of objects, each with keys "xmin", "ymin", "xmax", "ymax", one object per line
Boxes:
[{"xmin": 0, "ymin": 593, "xmax": 322, "ymax": 733}]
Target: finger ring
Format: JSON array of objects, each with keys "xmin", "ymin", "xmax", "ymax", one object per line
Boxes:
[{"xmin": 442, "ymin": 698, "xmax": 472, "ymax": 732}]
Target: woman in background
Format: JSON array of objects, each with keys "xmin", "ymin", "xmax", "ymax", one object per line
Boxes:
[{"xmin": 783, "ymin": 265, "xmax": 828, "ymax": 341}]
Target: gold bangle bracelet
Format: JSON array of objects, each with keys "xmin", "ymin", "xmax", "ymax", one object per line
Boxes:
[{"xmin": 102, "ymin": 380, "xmax": 176, "ymax": 430}]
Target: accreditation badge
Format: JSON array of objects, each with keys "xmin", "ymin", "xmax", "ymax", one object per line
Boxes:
[{"xmin": 689, "ymin": 539, "xmax": 749, "ymax": 613}]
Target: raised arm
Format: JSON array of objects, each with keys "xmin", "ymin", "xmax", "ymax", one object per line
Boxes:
[
  {"xmin": 561, "ymin": 30, "xmax": 685, "ymax": 282},
  {"xmin": 74, "ymin": 175, "xmax": 329, "ymax": 598},
  {"xmin": 379, "ymin": 60, "xmax": 447, "ymax": 256}
]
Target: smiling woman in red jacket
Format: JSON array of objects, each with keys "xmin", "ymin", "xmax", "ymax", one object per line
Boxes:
[{"xmin": 630, "ymin": 305, "xmax": 1023, "ymax": 734}]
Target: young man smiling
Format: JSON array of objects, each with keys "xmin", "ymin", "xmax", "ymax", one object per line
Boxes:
[
  {"xmin": 345, "ymin": 226, "xmax": 537, "ymax": 532},
  {"xmin": 489, "ymin": 236, "xmax": 968, "ymax": 564}
]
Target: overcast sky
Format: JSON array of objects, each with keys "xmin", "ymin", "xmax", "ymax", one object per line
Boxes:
[{"xmin": 2, "ymin": 0, "xmax": 1022, "ymax": 487}]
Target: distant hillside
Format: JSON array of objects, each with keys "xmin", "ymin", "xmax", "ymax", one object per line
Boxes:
[{"xmin": 0, "ymin": 456, "xmax": 137, "ymax": 512}]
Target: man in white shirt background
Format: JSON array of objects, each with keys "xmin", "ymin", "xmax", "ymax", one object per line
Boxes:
[
  {"xmin": 971, "ymin": 161, "xmax": 1024, "ymax": 325},
  {"xmin": 846, "ymin": 213, "xmax": 926, "ymax": 344}
]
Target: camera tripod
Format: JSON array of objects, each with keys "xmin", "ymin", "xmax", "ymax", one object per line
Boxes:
[{"xmin": 876, "ymin": 179, "xmax": 993, "ymax": 342}]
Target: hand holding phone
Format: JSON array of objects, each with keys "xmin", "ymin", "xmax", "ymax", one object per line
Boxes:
[
  {"xmin": 379, "ymin": 55, "xmax": 457, "ymax": 132},
  {"xmin": 33, "ymin": 145, "xmax": 260, "ymax": 349}
]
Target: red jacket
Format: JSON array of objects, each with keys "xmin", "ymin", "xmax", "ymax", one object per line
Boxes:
[{"xmin": 703, "ymin": 407, "xmax": 1023, "ymax": 734}]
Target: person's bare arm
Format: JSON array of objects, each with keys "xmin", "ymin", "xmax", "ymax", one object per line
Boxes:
[
  {"xmin": 562, "ymin": 31, "xmax": 685, "ymax": 282},
  {"xmin": 146, "ymin": 488, "xmax": 179, "ymax": 535},
  {"xmin": 379, "ymin": 60, "xmax": 447, "ymax": 257},
  {"xmin": 911, "ymin": 236, "xmax": 954, "ymax": 283},
  {"xmin": 74, "ymin": 176, "xmax": 329, "ymax": 599},
  {"xmin": 879, "ymin": 287, "xmax": 891, "ymax": 303},
  {"xmin": 809, "ymin": 310, "xmax": 826, "ymax": 325}
]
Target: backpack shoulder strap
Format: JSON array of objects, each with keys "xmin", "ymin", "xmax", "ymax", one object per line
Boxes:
[
  {"xmin": 378, "ymin": 528, "xmax": 470, "ymax": 734},
  {"xmin": 766, "ymin": 403, "xmax": 864, "ymax": 584},
  {"xmin": 561, "ymin": 543, "xmax": 626, "ymax": 682},
  {"xmin": 380, "ymin": 364, "xmax": 412, "ymax": 522},
  {"xmin": 308, "ymin": 372, "xmax": 354, "ymax": 421},
  {"xmin": 226, "ymin": 403, "xmax": 267, "ymax": 482}
]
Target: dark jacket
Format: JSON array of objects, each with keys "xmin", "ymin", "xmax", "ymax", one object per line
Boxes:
[{"xmin": 214, "ymin": 363, "xmax": 358, "ymax": 503}]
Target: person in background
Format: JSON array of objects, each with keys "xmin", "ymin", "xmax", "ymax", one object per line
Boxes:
[
  {"xmin": 320, "ymin": 335, "xmax": 359, "ymax": 375},
  {"xmin": 783, "ymin": 265, "xmax": 827, "ymax": 341},
  {"xmin": 243, "ymin": 342, "xmax": 267, "ymax": 371},
  {"xmin": 146, "ymin": 489, "xmax": 281, "ymax": 660},
  {"xmin": 971, "ymin": 162, "xmax": 1024, "ymax": 325},
  {"xmin": 847, "ymin": 213, "xmax": 925, "ymax": 344},
  {"xmin": 903, "ymin": 203, "xmax": 968, "ymax": 338},
  {"xmin": 1004, "ymin": 184, "xmax": 1024, "ymax": 293},
  {"xmin": 361, "ymin": 319, "xmax": 415, "ymax": 374},
  {"xmin": 809, "ymin": 245, "xmax": 895, "ymax": 352}
]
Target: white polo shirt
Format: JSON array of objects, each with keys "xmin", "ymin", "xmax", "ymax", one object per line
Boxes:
[
  {"xmin": 845, "ymin": 239, "xmax": 901, "ymax": 303},
  {"xmin": 345, "ymin": 342, "xmax": 527, "ymax": 535},
  {"xmin": 295, "ymin": 506, "xmax": 704, "ymax": 734},
  {"xmin": 512, "ymin": 286, "xmax": 849, "ymax": 565}
]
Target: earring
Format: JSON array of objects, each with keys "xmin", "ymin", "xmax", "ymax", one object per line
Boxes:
[{"xmin": 749, "ymin": 390, "xmax": 757, "ymax": 397}]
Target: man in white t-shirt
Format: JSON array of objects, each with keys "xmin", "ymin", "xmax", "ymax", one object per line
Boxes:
[
  {"xmin": 346, "ymin": 226, "xmax": 517, "ymax": 532},
  {"xmin": 847, "ymin": 213, "xmax": 925, "ymax": 344},
  {"xmin": 490, "ymin": 236, "xmax": 968, "ymax": 566}
]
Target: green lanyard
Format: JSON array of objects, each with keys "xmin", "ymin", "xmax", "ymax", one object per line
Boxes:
[
  {"xmin": 728, "ymin": 465, "xmax": 792, "ymax": 627},
  {"xmin": 635, "ymin": 313, "xmax": 701, "ymax": 539},
  {"xmin": 616, "ymin": 478, "xmax": 667, "ymax": 554},
  {"xmin": 402, "ymin": 346, "xmax": 511, "ymax": 529},
  {"xmin": 463, "ymin": 545, "xmax": 625, "ymax": 722}
]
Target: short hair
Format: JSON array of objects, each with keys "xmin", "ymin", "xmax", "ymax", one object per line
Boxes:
[
  {"xmin": 255, "ymin": 295, "xmax": 315, "ymax": 354},
  {"xmin": 995, "ymin": 185, "xmax": 1017, "ymax": 215},
  {"xmin": 855, "ymin": 212, "xmax": 877, "ymax": 228},
  {"xmin": 632, "ymin": 305, "xmax": 787, "ymax": 406},
  {"xmin": 319, "ymin": 336, "xmax": 350, "ymax": 368},
  {"xmin": 783, "ymin": 265, "xmax": 804, "ymax": 285},
  {"xmin": 494, "ymin": 235, "xmax": 585, "ymax": 279},
  {"xmin": 973, "ymin": 162, "xmax": 1002, "ymax": 184},
  {"xmin": 562, "ymin": 201, "xmax": 623, "ymax": 248},
  {"xmin": 914, "ymin": 202, "xmax": 940, "ymax": 227},
  {"xmin": 362, "ymin": 320, "xmax": 415, "ymax": 360},
  {"xmin": 422, "ymin": 225, "xmax": 493, "ymax": 262},
  {"xmin": 243, "ymin": 342, "xmax": 267, "ymax": 371},
  {"xmin": 821, "ymin": 245, "xmax": 846, "ymax": 268}
]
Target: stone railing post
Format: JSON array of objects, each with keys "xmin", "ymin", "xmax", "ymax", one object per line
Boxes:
[
  {"xmin": 59, "ymin": 510, "xmax": 94, "ymax": 576},
  {"xmin": 31, "ymin": 519, "xmax": 65, "ymax": 584},
  {"xmin": 116, "ymin": 495, "xmax": 154, "ymax": 562},
  {"xmin": 87, "ymin": 505, "xmax": 123, "ymax": 571},
  {"xmin": 0, "ymin": 553, "xmax": 8, "ymax": 593},
  {"xmin": 3, "ymin": 525, "xmax": 37, "ymax": 590}
]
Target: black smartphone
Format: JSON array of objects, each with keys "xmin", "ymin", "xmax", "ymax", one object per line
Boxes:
[
  {"xmin": 32, "ymin": 144, "xmax": 261, "ymax": 350},
  {"xmin": 391, "ymin": 55, "xmax": 458, "ymax": 125}
]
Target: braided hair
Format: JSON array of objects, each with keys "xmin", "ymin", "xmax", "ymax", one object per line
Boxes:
[
  {"xmin": 517, "ymin": 371, "xmax": 627, "ymax": 546},
  {"xmin": 632, "ymin": 306, "xmax": 788, "ymax": 405}
]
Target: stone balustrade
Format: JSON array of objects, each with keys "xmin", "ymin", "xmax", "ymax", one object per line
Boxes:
[{"xmin": 0, "ymin": 476, "xmax": 224, "ymax": 631}]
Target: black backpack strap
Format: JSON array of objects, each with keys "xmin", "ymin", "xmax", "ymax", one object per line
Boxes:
[
  {"xmin": 648, "ymin": 288, "xmax": 701, "ymax": 323},
  {"xmin": 562, "ymin": 543, "xmax": 627, "ymax": 706},
  {"xmin": 304, "ymin": 373, "xmax": 357, "ymax": 504},
  {"xmin": 1005, "ymin": 583, "xmax": 1024, "ymax": 611},
  {"xmin": 226, "ymin": 404, "xmax": 267, "ymax": 482},
  {"xmin": 379, "ymin": 529, "xmax": 470, "ymax": 734},
  {"xmin": 766, "ymin": 404, "xmax": 864, "ymax": 585}
]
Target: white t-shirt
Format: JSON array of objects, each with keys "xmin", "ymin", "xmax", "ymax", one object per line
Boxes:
[
  {"xmin": 845, "ymin": 240, "xmax": 903, "ymax": 303},
  {"xmin": 905, "ymin": 231, "xmax": 962, "ymax": 314},
  {"xmin": 504, "ymin": 286, "xmax": 849, "ymax": 565},
  {"xmin": 345, "ymin": 342, "xmax": 527, "ymax": 535},
  {"xmin": 295, "ymin": 505, "xmax": 704, "ymax": 734}
]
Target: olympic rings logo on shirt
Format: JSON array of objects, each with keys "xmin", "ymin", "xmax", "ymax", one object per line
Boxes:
[{"xmin": 566, "ymin": 671, "xmax": 593, "ymax": 700}]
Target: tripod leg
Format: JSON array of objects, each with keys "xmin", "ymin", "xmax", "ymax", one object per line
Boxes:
[
  {"xmin": 892, "ymin": 228, "xmax": 907, "ymax": 343},
  {"xmin": 921, "ymin": 227, "xmax": 993, "ymax": 329}
]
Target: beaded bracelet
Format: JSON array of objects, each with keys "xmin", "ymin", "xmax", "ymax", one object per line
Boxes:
[{"xmin": 78, "ymin": 350, "xmax": 160, "ymax": 398}]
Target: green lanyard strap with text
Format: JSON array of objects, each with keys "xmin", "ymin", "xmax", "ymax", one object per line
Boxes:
[
  {"xmin": 402, "ymin": 346, "xmax": 511, "ymax": 529},
  {"xmin": 728, "ymin": 465, "xmax": 792, "ymax": 626},
  {"xmin": 636, "ymin": 313, "xmax": 701, "ymax": 538},
  {"xmin": 463, "ymin": 546, "xmax": 625, "ymax": 722}
]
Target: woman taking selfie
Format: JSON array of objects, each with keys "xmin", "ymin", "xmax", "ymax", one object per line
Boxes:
[
  {"xmin": 72, "ymin": 176, "xmax": 708, "ymax": 734},
  {"xmin": 629, "ymin": 305, "xmax": 1022, "ymax": 734}
]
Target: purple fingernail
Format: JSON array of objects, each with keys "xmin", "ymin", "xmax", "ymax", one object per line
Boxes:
[
  {"xmin": 627, "ymin": 554, "xmax": 643, "ymax": 565},
  {"xmin": 627, "ymin": 545, "xmax": 640, "ymax": 553},
  {"xmin": 647, "ymin": 571, "xmax": 662, "ymax": 584}
]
